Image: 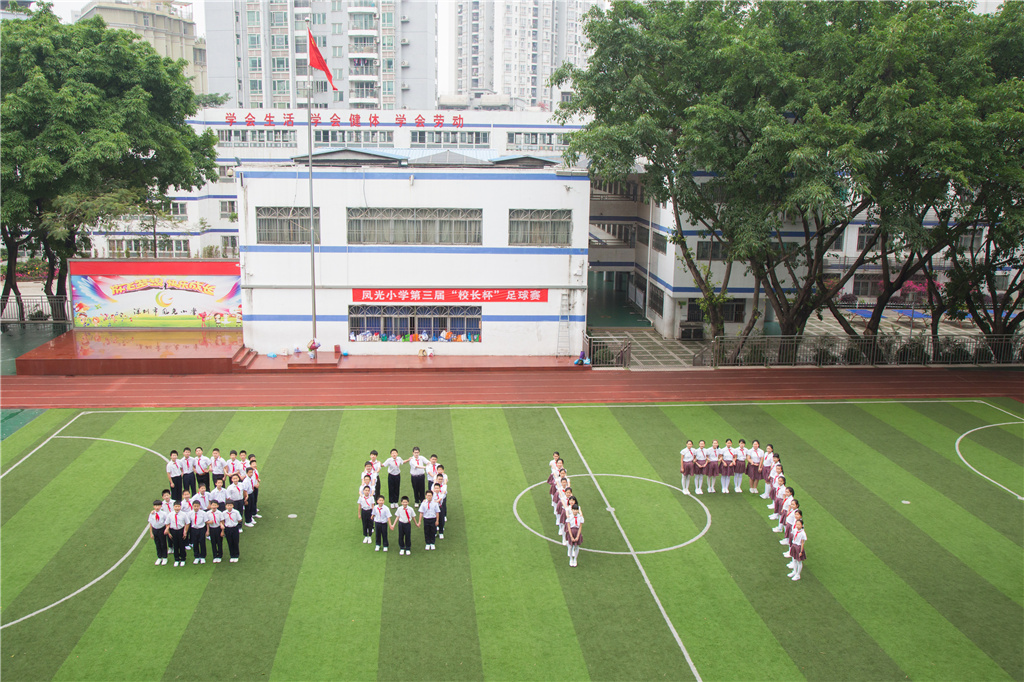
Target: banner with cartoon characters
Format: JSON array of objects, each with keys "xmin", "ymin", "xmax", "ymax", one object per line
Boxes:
[{"xmin": 69, "ymin": 260, "xmax": 242, "ymax": 328}]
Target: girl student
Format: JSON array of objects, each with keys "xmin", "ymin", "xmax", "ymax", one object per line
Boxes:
[
  {"xmin": 557, "ymin": 486, "xmax": 573, "ymax": 543},
  {"xmin": 719, "ymin": 439, "xmax": 735, "ymax": 494},
  {"xmin": 358, "ymin": 485, "xmax": 375, "ymax": 543},
  {"xmin": 759, "ymin": 444, "xmax": 776, "ymax": 498},
  {"xmin": 222, "ymin": 499, "xmax": 243, "ymax": 563},
  {"xmin": 693, "ymin": 440, "xmax": 708, "ymax": 495},
  {"xmin": 392, "ymin": 495, "xmax": 416, "ymax": 555},
  {"xmin": 788, "ymin": 519, "xmax": 807, "ymax": 581},
  {"xmin": 566, "ymin": 503, "xmax": 584, "ymax": 568},
  {"xmin": 727, "ymin": 438, "xmax": 745, "ymax": 493},
  {"xmin": 774, "ymin": 495, "xmax": 797, "ymax": 534},
  {"xmin": 166, "ymin": 450, "xmax": 184, "ymax": 502},
  {"xmin": 207, "ymin": 499, "xmax": 226, "ymax": 563},
  {"xmin": 742, "ymin": 439, "xmax": 761, "ymax": 494},
  {"xmin": 417, "ymin": 489, "xmax": 441, "ymax": 551},
  {"xmin": 680, "ymin": 440, "xmax": 697, "ymax": 495},
  {"xmin": 705, "ymin": 440, "xmax": 721, "ymax": 494},
  {"xmin": 780, "ymin": 502, "xmax": 800, "ymax": 546},
  {"xmin": 149, "ymin": 499, "xmax": 170, "ymax": 566}
]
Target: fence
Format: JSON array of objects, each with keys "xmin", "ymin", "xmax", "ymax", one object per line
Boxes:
[
  {"xmin": 702, "ymin": 333, "xmax": 1023, "ymax": 368},
  {"xmin": 1, "ymin": 295, "xmax": 71, "ymax": 324},
  {"xmin": 585, "ymin": 333, "xmax": 631, "ymax": 368}
]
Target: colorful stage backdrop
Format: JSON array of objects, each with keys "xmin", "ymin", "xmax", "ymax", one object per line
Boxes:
[{"xmin": 69, "ymin": 260, "xmax": 242, "ymax": 328}]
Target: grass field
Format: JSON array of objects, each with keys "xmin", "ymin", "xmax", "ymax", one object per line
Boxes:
[{"xmin": 1, "ymin": 399, "xmax": 1022, "ymax": 682}]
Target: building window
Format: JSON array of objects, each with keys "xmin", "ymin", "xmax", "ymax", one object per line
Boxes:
[
  {"xmin": 994, "ymin": 273, "xmax": 1009, "ymax": 290},
  {"xmin": 220, "ymin": 200, "xmax": 237, "ymax": 218},
  {"xmin": 272, "ymin": 79, "xmax": 290, "ymax": 94},
  {"xmin": 382, "ymin": 58, "xmax": 395, "ymax": 74},
  {"xmin": 696, "ymin": 240, "xmax": 729, "ymax": 261},
  {"xmin": 249, "ymin": 56, "xmax": 262, "ymax": 71},
  {"xmin": 349, "ymin": 305, "xmax": 482, "ymax": 342},
  {"xmin": 248, "ymin": 33, "xmax": 261, "ymax": 48},
  {"xmin": 246, "ymin": 10, "xmax": 260, "ymax": 25},
  {"xmin": 314, "ymin": 129, "xmax": 393, "ymax": 147},
  {"xmin": 271, "ymin": 57, "xmax": 289, "ymax": 72},
  {"xmin": 686, "ymin": 300, "xmax": 703, "ymax": 322},
  {"xmin": 410, "ymin": 130, "xmax": 489, "ymax": 147},
  {"xmin": 269, "ymin": 11, "xmax": 287, "ymax": 26},
  {"xmin": 722, "ymin": 299, "xmax": 746, "ymax": 323},
  {"xmin": 270, "ymin": 34, "xmax": 289, "ymax": 50},
  {"xmin": 508, "ymin": 209, "xmax": 572, "ymax": 246},
  {"xmin": 347, "ymin": 208, "xmax": 482, "ymax": 244},
  {"xmin": 332, "ymin": 46, "xmax": 344, "ymax": 58},
  {"xmin": 381, "ymin": 11, "xmax": 394, "ymax": 27},
  {"xmin": 249, "ymin": 79, "xmax": 263, "ymax": 94},
  {"xmin": 255, "ymin": 206, "xmax": 321, "ymax": 244},
  {"xmin": 221, "ymin": 236, "xmax": 239, "ymax": 258},
  {"xmin": 648, "ymin": 286, "xmax": 665, "ymax": 317},
  {"xmin": 169, "ymin": 201, "xmax": 188, "ymax": 219},
  {"xmin": 636, "ymin": 225, "xmax": 649, "ymax": 246},
  {"xmin": 652, "ymin": 232, "xmax": 667, "ymax": 254},
  {"xmin": 852, "ymin": 274, "xmax": 880, "ymax": 297},
  {"xmin": 857, "ymin": 226, "xmax": 879, "ymax": 251},
  {"xmin": 311, "ymin": 12, "xmax": 326, "ymax": 24},
  {"xmin": 332, "ymin": 22, "xmax": 345, "ymax": 34}
]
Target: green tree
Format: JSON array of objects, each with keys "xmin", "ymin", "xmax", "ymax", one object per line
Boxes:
[
  {"xmin": 1, "ymin": 5, "xmax": 217, "ymax": 316},
  {"xmin": 195, "ymin": 92, "xmax": 231, "ymax": 108}
]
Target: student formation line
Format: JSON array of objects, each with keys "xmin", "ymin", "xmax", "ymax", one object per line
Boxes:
[
  {"xmin": 681, "ymin": 439, "xmax": 807, "ymax": 581},
  {"xmin": 149, "ymin": 448, "xmax": 262, "ymax": 566},
  {"xmin": 549, "ymin": 452, "xmax": 584, "ymax": 567}
]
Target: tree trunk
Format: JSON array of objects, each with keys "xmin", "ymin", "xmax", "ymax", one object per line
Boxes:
[
  {"xmin": 726, "ymin": 276, "xmax": 761, "ymax": 365},
  {"xmin": 52, "ymin": 255, "xmax": 70, "ymax": 322},
  {"xmin": 1, "ymin": 227, "xmax": 26, "ymax": 321}
]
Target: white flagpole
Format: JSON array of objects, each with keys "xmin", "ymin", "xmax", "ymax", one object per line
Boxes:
[{"xmin": 306, "ymin": 20, "xmax": 317, "ymax": 343}]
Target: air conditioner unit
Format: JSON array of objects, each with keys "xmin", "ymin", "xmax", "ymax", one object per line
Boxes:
[
  {"xmin": 400, "ymin": 60, "xmax": 409, "ymax": 67},
  {"xmin": 400, "ymin": 37, "xmax": 409, "ymax": 44},
  {"xmin": 401, "ymin": 82, "xmax": 410, "ymax": 90},
  {"xmin": 400, "ymin": 15, "xmax": 409, "ymax": 21},
  {"xmin": 373, "ymin": 58, "xmax": 380, "ymax": 65}
]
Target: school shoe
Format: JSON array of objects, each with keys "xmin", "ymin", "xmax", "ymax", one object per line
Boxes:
[
  {"xmin": 245, "ymin": 523, "xmax": 255, "ymax": 527},
  {"xmin": 155, "ymin": 559, "xmax": 162, "ymax": 566},
  {"xmin": 161, "ymin": 558, "xmax": 168, "ymax": 565},
  {"xmin": 193, "ymin": 558, "xmax": 200, "ymax": 564},
  {"xmin": 723, "ymin": 488, "xmax": 729, "ymax": 494},
  {"xmin": 186, "ymin": 545, "xmax": 192, "ymax": 550},
  {"xmin": 230, "ymin": 558, "xmax": 238, "ymax": 563},
  {"xmin": 375, "ymin": 545, "xmax": 380, "ymax": 552},
  {"xmin": 772, "ymin": 526, "xmax": 783, "ymax": 532},
  {"xmin": 200, "ymin": 558, "xmax": 206, "ymax": 564},
  {"xmin": 735, "ymin": 486, "xmax": 742, "ymax": 493},
  {"xmin": 683, "ymin": 489, "xmax": 690, "ymax": 495},
  {"xmin": 213, "ymin": 558, "xmax": 221, "ymax": 563},
  {"xmin": 791, "ymin": 575, "xmax": 801, "ymax": 581},
  {"xmin": 695, "ymin": 489, "xmax": 703, "ymax": 495},
  {"xmin": 780, "ymin": 538, "xmax": 790, "ymax": 545},
  {"xmin": 760, "ymin": 492, "xmax": 770, "ymax": 499},
  {"xmin": 439, "ymin": 533, "xmax": 444, "ymax": 539},
  {"xmin": 255, "ymin": 514, "xmax": 262, "ymax": 518},
  {"xmin": 787, "ymin": 571, "xmax": 796, "ymax": 578},
  {"xmin": 383, "ymin": 547, "xmax": 388, "ymax": 552},
  {"xmin": 708, "ymin": 487, "xmax": 715, "ymax": 493}
]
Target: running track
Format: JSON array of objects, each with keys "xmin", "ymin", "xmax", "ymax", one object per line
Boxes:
[{"xmin": 1, "ymin": 367, "xmax": 1021, "ymax": 408}]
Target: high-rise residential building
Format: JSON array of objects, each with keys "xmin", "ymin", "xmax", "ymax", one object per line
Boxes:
[
  {"xmin": 76, "ymin": 0, "xmax": 208, "ymax": 93},
  {"xmin": 206, "ymin": 0, "xmax": 437, "ymax": 110},
  {"xmin": 450, "ymin": 0, "xmax": 600, "ymax": 111}
]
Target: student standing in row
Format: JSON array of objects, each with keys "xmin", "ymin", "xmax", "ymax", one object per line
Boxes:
[
  {"xmin": 247, "ymin": 456, "xmax": 262, "ymax": 519},
  {"xmin": 372, "ymin": 496, "xmax": 392, "ymax": 551},
  {"xmin": 195, "ymin": 447, "xmax": 211, "ymax": 492},
  {"xmin": 223, "ymin": 500, "xmax": 243, "ymax": 562},
  {"xmin": 719, "ymin": 440, "xmax": 734, "ymax": 494},
  {"xmin": 182, "ymin": 447, "xmax": 197, "ymax": 497},
  {"xmin": 728, "ymin": 438, "xmax": 744, "ymax": 493},
  {"xmin": 241, "ymin": 468, "xmax": 257, "ymax": 527},
  {"xmin": 418, "ymin": 489, "xmax": 440, "ymax": 550},
  {"xmin": 788, "ymin": 519, "xmax": 806, "ymax": 580},
  {"xmin": 368, "ymin": 450, "xmax": 382, "ymax": 500},
  {"xmin": 680, "ymin": 440, "xmax": 696, "ymax": 495},
  {"xmin": 207, "ymin": 500, "xmax": 225, "ymax": 563},
  {"xmin": 385, "ymin": 449, "xmax": 405, "ymax": 509},
  {"xmin": 393, "ymin": 496, "xmax": 415, "ymax": 555},
  {"xmin": 358, "ymin": 485, "xmax": 375, "ymax": 543},
  {"xmin": 167, "ymin": 500, "xmax": 188, "ymax": 567},
  {"xmin": 433, "ymin": 481, "xmax": 447, "ymax": 539},
  {"xmin": 226, "ymin": 474, "xmax": 246, "ymax": 522},
  {"xmin": 408, "ymin": 447, "xmax": 430, "ymax": 505},
  {"xmin": 693, "ymin": 440, "xmax": 708, "ymax": 494},
  {"xmin": 189, "ymin": 500, "xmax": 208, "ymax": 564},
  {"xmin": 149, "ymin": 500, "xmax": 170, "ymax": 565},
  {"xmin": 166, "ymin": 451, "xmax": 184, "ymax": 502},
  {"xmin": 566, "ymin": 504, "xmax": 584, "ymax": 567},
  {"xmin": 210, "ymin": 448, "xmax": 226, "ymax": 487}
]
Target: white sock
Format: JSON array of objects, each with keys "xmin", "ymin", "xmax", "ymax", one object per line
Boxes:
[
  {"xmin": 794, "ymin": 560, "xmax": 802, "ymax": 577},
  {"xmin": 696, "ymin": 474, "xmax": 703, "ymax": 488}
]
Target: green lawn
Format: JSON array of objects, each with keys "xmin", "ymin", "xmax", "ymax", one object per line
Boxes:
[{"xmin": 1, "ymin": 399, "xmax": 1021, "ymax": 681}]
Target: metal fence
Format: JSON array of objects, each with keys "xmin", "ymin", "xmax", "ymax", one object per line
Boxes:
[
  {"xmin": 702, "ymin": 333, "xmax": 1024, "ymax": 367},
  {"xmin": 585, "ymin": 333, "xmax": 632, "ymax": 368},
  {"xmin": 1, "ymin": 295, "xmax": 71, "ymax": 324}
]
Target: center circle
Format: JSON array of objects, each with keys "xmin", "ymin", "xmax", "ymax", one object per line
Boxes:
[{"xmin": 512, "ymin": 473, "xmax": 712, "ymax": 555}]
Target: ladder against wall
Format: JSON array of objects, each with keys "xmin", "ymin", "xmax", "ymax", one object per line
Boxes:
[{"xmin": 556, "ymin": 291, "xmax": 571, "ymax": 356}]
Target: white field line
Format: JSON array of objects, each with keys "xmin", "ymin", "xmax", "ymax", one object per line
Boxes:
[
  {"xmin": 954, "ymin": 423, "xmax": 1024, "ymax": 501},
  {"xmin": 554, "ymin": 407, "xmax": 703, "ymax": 682},
  {"xmin": 0, "ymin": 411, "xmax": 86, "ymax": 479}
]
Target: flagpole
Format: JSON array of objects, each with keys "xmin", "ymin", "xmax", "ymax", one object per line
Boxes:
[{"xmin": 306, "ymin": 19, "xmax": 317, "ymax": 344}]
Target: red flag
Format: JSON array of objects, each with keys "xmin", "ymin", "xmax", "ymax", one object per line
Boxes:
[{"xmin": 307, "ymin": 29, "xmax": 337, "ymax": 91}]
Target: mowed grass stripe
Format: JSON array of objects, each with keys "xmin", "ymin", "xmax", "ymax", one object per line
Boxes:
[
  {"xmin": 0, "ymin": 408, "xmax": 79, "ymax": 469},
  {"xmin": 375, "ymin": 408, "xmax": 484, "ymax": 681},
  {"xmin": 452, "ymin": 409, "xmax": 589, "ymax": 681},
  {"xmin": 955, "ymin": 401, "xmax": 1024, "ymax": 468},
  {"xmin": 161, "ymin": 410, "xmax": 342, "ymax": 681},
  {"xmin": 728, "ymin": 404, "xmax": 1023, "ymax": 680},
  {"xmin": 856, "ymin": 402, "xmax": 1023, "ymax": 545},
  {"xmin": 806, "ymin": 403, "xmax": 1023, "ymax": 605},
  {"xmin": 904, "ymin": 402, "xmax": 1024, "ymax": 469},
  {"xmin": 0, "ymin": 411, "xmax": 183, "ymax": 612},
  {"xmin": 630, "ymin": 404, "xmax": 883, "ymax": 681},
  {"xmin": 507, "ymin": 407, "xmax": 701, "ymax": 682},
  {"xmin": 271, "ymin": 408, "xmax": 397, "ymax": 682},
  {"xmin": 708, "ymin": 404, "xmax": 1010, "ymax": 681}
]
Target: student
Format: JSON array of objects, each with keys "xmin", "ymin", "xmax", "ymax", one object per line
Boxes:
[
  {"xmin": 160, "ymin": 489, "xmax": 174, "ymax": 514},
  {"xmin": 788, "ymin": 519, "xmax": 806, "ymax": 581},
  {"xmin": 210, "ymin": 477, "xmax": 228, "ymax": 510},
  {"xmin": 727, "ymin": 438, "xmax": 744, "ymax": 493},
  {"xmin": 207, "ymin": 500, "xmax": 225, "ymax": 563},
  {"xmin": 360, "ymin": 474, "xmax": 374, "ymax": 499},
  {"xmin": 435, "ymin": 464, "xmax": 449, "ymax": 489},
  {"xmin": 166, "ymin": 451, "xmax": 184, "ymax": 502},
  {"xmin": 780, "ymin": 503, "xmax": 800, "ymax": 545},
  {"xmin": 693, "ymin": 440, "xmax": 708, "ymax": 495},
  {"xmin": 372, "ymin": 496, "xmax": 392, "ymax": 551},
  {"xmin": 392, "ymin": 496, "xmax": 416, "ymax": 555},
  {"xmin": 706, "ymin": 440, "xmax": 721, "ymax": 493},
  {"xmin": 180, "ymin": 491, "xmax": 194, "ymax": 546},
  {"xmin": 189, "ymin": 500, "xmax": 208, "ymax": 565},
  {"xmin": 149, "ymin": 500, "xmax": 170, "ymax": 565},
  {"xmin": 680, "ymin": 440, "xmax": 697, "ymax": 495},
  {"xmin": 241, "ymin": 467, "xmax": 257, "ymax": 527},
  {"xmin": 759, "ymin": 444, "xmax": 776, "ymax": 498},
  {"xmin": 566, "ymin": 503, "xmax": 584, "ymax": 567},
  {"xmin": 384, "ymin": 449, "xmax": 405, "ymax": 509},
  {"xmin": 368, "ymin": 450, "xmax": 382, "ymax": 500},
  {"xmin": 774, "ymin": 496, "xmax": 797, "ymax": 534},
  {"xmin": 195, "ymin": 446, "xmax": 211, "ymax": 492},
  {"xmin": 742, "ymin": 439, "xmax": 761, "ymax": 494},
  {"xmin": 408, "ymin": 447, "xmax": 429, "ymax": 505},
  {"xmin": 426, "ymin": 454, "xmax": 440, "ymax": 495},
  {"xmin": 223, "ymin": 500, "xmax": 243, "ymax": 562},
  {"xmin": 167, "ymin": 500, "xmax": 188, "ymax": 567},
  {"xmin": 433, "ymin": 481, "xmax": 447, "ymax": 539},
  {"xmin": 435, "ymin": 466, "xmax": 449, "ymax": 524},
  {"xmin": 181, "ymin": 447, "xmax": 197, "ymax": 497},
  {"xmin": 247, "ymin": 455, "xmax": 261, "ymax": 517},
  {"xmin": 225, "ymin": 450, "xmax": 244, "ymax": 483},
  {"xmin": 417, "ymin": 490, "xmax": 440, "ymax": 550},
  {"xmin": 362, "ymin": 462, "xmax": 378, "ymax": 496},
  {"xmin": 358, "ymin": 485, "xmax": 375, "ymax": 543},
  {"xmin": 719, "ymin": 439, "xmax": 734, "ymax": 494},
  {"xmin": 226, "ymin": 474, "xmax": 246, "ymax": 525},
  {"xmin": 210, "ymin": 447, "xmax": 226, "ymax": 487},
  {"xmin": 195, "ymin": 484, "xmax": 210, "ymax": 511}
]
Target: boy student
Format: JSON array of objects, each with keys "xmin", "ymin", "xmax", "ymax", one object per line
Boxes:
[
  {"xmin": 210, "ymin": 448, "xmax": 226, "ymax": 487},
  {"xmin": 241, "ymin": 468, "xmax": 257, "ymax": 526},
  {"xmin": 408, "ymin": 447, "xmax": 429, "ymax": 505},
  {"xmin": 368, "ymin": 450, "xmax": 382, "ymax": 499},
  {"xmin": 160, "ymin": 489, "xmax": 174, "ymax": 514},
  {"xmin": 358, "ymin": 485, "xmax": 375, "ymax": 543},
  {"xmin": 372, "ymin": 496, "xmax": 392, "ymax": 551},
  {"xmin": 680, "ymin": 440, "xmax": 697, "ymax": 495},
  {"xmin": 194, "ymin": 447, "xmax": 211, "ymax": 492},
  {"xmin": 207, "ymin": 500, "xmax": 226, "ymax": 563},
  {"xmin": 392, "ymin": 496, "xmax": 416, "ymax": 555},
  {"xmin": 149, "ymin": 500, "xmax": 170, "ymax": 565},
  {"xmin": 247, "ymin": 455, "xmax": 261, "ymax": 517},
  {"xmin": 225, "ymin": 450, "xmax": 244, "ymax": 483},
  {"xmin": 189, "ymin": 500, "xmax": 208, "ymax": 564},
  {"xmin": 384, "ymin": 449, "xmax": 405, "ymax": 509},
  {"xmin": 181, "ymin": 447, "xmax": 197, "ymax": 496},
  {"xmin": 432, "ymin": 482, "xmax": 447, "ymax": 539},
  {"xmin": 195, "ymin": 484, "xmax": 210, "ymax": 511},
  {"xmin": 226, "ymin": 474, "xmax": 246, "ymax": 524},
  {"xmin": 223, "ymin": 500, "xmax": 243, "ymax": 562},
  {"xmin": 210, "ymin": 478, "xmax": 228, "ymax": 510},
  {"xmin": 166, "ymin": 450, "xmax": 184, "ymax": 502},
  {"xmin": 167, "ymin": 500, "xmax": 189, "ymax": 567},
  {"xmin": 426, "ymin": 454, "xmax": 440, "ymax": 495},
  {"xmin": 362, "ymin": 462, "xmax": 378, "ymax": 496},
  {"xmin": 417, "ymin": 489, "xmax": 441, "ymax": 550}
]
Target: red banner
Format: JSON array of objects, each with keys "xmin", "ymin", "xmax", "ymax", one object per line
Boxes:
[{"xmin": 353, "ymin": 288, "xmax": 547, "ymax": 303}]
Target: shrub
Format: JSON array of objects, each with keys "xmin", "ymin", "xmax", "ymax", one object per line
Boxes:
[
  {"xmin": 972, "ymin": 345, "xmax": 994, "ymax": 365},
  {"xmin": 842, "ymin": 346, "xmax": 866, "ymax": 365},
  {"xmin": 935, "ymin": 339, "xmax": 971, "ymax": 364},
  {"xmin": 895, "ymin": 340, "xmax": 930, "ymax": 365},
  {"xmin": 0, "ymin": 257, "xmax": 48, "ymax": 280},
  {"xmin": 839, "ymin": 293, "xmax": 858, "ymax": 306}
]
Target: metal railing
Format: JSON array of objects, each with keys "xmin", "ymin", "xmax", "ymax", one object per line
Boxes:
[
  {"xmin": 1, "ymin": 295, "xmax": 71, "ymax": 324},
  {"xmin": 708, "ymin": 333, "xmax": 1023, "ymax": 367},
  {"xmin": 584, "ymin": 333, "xmax": 631, "ymax": 368}
]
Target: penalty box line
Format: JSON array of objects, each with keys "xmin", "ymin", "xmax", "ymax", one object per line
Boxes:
[{"xmin": 553, "ymin": 407, "xmax": 703, "ymax": 682}]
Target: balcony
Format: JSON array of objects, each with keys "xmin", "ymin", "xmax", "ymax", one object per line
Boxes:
[
  {"xmin": 348, "ymin": 41, "xmax": 377, "ymax": 57},
  {"xmin": 347, "ymin": 0, "xmax": 376, "ymax": 12},
  {"xmin": 348, "ymin": 20, "xmax": 378, "ymax": 35},
  {"xmin": 349, "ymin": 64, "xmax": 380, "ymax": 79},
  {"xmin": 349, "ymin": 88, "xmax": 380, "ymax": 104}
]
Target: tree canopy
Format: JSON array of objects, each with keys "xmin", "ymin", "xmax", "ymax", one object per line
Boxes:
[{"xmin": 1, "ymin": 5, "xmax": 217, "ymax": 310}]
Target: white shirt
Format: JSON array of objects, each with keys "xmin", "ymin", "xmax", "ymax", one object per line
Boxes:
[
  {"xmin": 149, "ymin": 511, "xmax": 167, "ymax": 529},
  {"xmin": 160, "ymin": 499, "xmax": 174, "ymax": 514},
  {"xmin": 190, "ymin": 509, "xmax": 207, "ymax": 529},
  {"xmin": 359, "ymin": 481, "xmax": 374, "ymax": 496},
  {"xmin": 181, "ymin": 457, "xmax": 195, "ymax": 474},
  {"xmin": 361, "ymin": 470, "xmax": 378, "ymax": 487},
  {"xmin": 166, "ymin": 460, "xmax": 183, "ymax": 477},
  {"xmin": 433, "ymin": 490, "xmax": 447, "ymax": 506},
  {"xmin": 385, "ymin": 457, "xmax": 403, "ymax": 475},
  {"xmin": 418, "ymin": 500, "xmax": 440, "ymax": 519},
  {"xmin": 195, "ymin": 492, "xmax": 210, "ymax": 510},
  {"xmin": 427, "ymin": 462, "xmax": 439, "ymax": 482},
  {"xmin": 223, "ymin": 509, "xmax": 243, "ymax": 527},
  {"xmin": 720, "ymin": 447, "xmax": 734, "ymax": 463},
  {"xmin": 210, "ymin": 488, "xmax": 227, "ymax": 505},
  {"xmin": 706, "ymin": 447, "xmax": 720, "ymax": 461},
  {"xmin": 694, "ymin": 448, "xmax": 707, "ymax": 462},
  {"xmin": 680, "ymin": 447, "xmax": 696, "ymax": 462},
  {"xmin": 225, "ymin": 459, "xmax": 244, "ymax": 477},
  {"xmin": 731, "ymin": 446, "xmax": 744, "ymax": 462},
  {"xmin": 196, "ymin": 455, "xmax": 211, "ymax": 474},
  {"xmin": 371, "ymin": 505, "xmax": 392, "ymax": 524},
  {"xmin": 369, "ymin": 459, "xmax": 381, "ymax": 475},
  {"xmin": 395, "ymin": 506, "xmax": 415, "ymax": 524},
  {"xmin": 210, "ymin": 456, "xmax": 226, "ymax": 474},
  {"xmin": 240, "ymin": 478, "xmax": 255, "ymax": 495},
  {"xmin": 567, "ymin": 512, "xmax": 584, "ymax": 529},
  {"xmin": 746, "ymin": 447, "xmax": 760, "ymax": 465},
  {"xmin": 409, "ymin": 456, "xmax": 428, "ymax": 476},
  {"xmin": 358, "ymin": 494, "xmax": 374, "ymax": 511},
  {"xmin": 792, "ymin": 529, "xmax": 806, "ymax": 547},
  {"xmin": 168, "ymin": 511, "xmax": 188, "ymax": 530},
  {"xmin": 208, "ymin": 510, "xmax": 226, "ymax": 527},
  {"xmin": 226, "ymin": 483, "xmax": 244, "ymax": 501}
]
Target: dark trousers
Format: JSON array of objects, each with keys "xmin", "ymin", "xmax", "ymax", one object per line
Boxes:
[
  {"xmin": 169, "ymin": 528, "xmax": 187, "ymax": 562},
  {"xmin": 398, "ymin": 522, "xmax": 411, "ymax": 551},
  {"xmin": 209, "ymin": 528, "xmax": 223, "ymax": 559},
  {"xmin": 423, "ymin": 518, "xmax": 437, "ymax": 546},
  {"xmin": 170, "ymin": 476, "xmax": 183, "ymax": 502},
  {"xmin": 245, "ymin": 495, "xmax": 256, "ymax": 523},
  {"xmin": 225, "ymin": 526, "xmax": 240, "ymax": 559},
  {"xmin": 197, "ymin": 473, "xmax": 210, "ymax": 491},
  {"xmin": 183, "ymin": 472, "xmax": 197, "ymax": 496},
  {"xmin": 388, "ymin": 474, "xmax": 400, "ymax": 505},
  {"xmin": 374, "ymin": 477, "xmax": 381, "ymax": 500},
  {"xmin": 152, "ymin": 528, "xmax": 168, "ymax": 558},
  {"xmin": 375, "ymin": 521, "xmax": 389, "ymax": 548},
  {"xmin": 250, "ymin": 486, "xmax": 259, "ymax": 511},
  {"xmin": 190, "ymin": 527, "xmax": 207, "ymax": 559},
  {"xmin": 437, "ymin": 504, "xmax": 446, "ymax": 534},
  {"xmin": 411, "ymin": 475, "xmax": 426, "ymax": 504},
  {"xmin": 361, "ymin": 508, "xmax": 373, "ymax": 537}
]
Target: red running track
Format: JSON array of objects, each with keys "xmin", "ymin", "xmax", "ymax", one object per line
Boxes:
[{"xmin": 1, "ymin": 367, "xmax": 1021, "ymax": 408}]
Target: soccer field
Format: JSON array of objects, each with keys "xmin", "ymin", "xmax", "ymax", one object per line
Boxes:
[{"xmin": 1, "ymin": 399, "xmax": 1022, "ymax": 682}]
